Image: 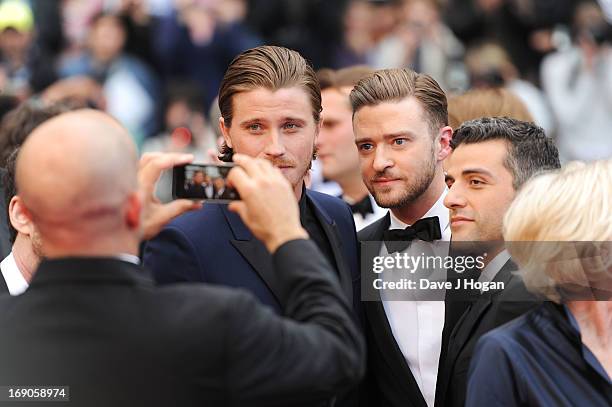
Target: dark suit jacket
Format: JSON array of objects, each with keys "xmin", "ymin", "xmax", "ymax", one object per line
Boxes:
[
  {"xmin": 0, "ymin": 270, "xmax": 7, "ymax": 294},
  {"xmin": 0, "ymin": 167, "xmax": 12, "ymax": 260},
  {"xmin": 359, "ymin": 213, "xmax": 466, "ymax": 407},
  {"xmin": 0, "ymin": 240, "xmax": 365, "ymax": 407},
  {"xmin": 185, "ymin": 183, "xmax": 207, "ymax": 199},
  {"xmin": 144, "ymin": 189, "xmax": 361, "ymax": 317},
  {"xmin": 436, "ymin": 260, "xmax": 539, "ymax": 407},
  {"xmin": 466, "ymin": 302, "xmax": 612, "ymax": 406}
]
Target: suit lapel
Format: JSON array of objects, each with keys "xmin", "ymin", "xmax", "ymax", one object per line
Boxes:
[
  {"xmin": 221, "ymin": 205, "xmax": 282, "ymax": 305},
  {"xmin": 306, "ymin": 191, "xmax": 353, "ymax": 305},
  {"xmin": 446, "ymin": 260, "xmax": 516, "ymax": 372},
  {"xmin": 362, "ymin": 214, "xmax": 428, "ymax": 407},
  {"xmin": 0, "ymin": 271, "xmax": 8, "ymax": 294}
]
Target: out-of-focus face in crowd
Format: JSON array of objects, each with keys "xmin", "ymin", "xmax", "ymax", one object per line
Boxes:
[
  {"xmin": 444, "ymin": 139, "xmax": 516, "ymax": 242},
  {"xmin": 0, "ymin": 27, "xmax": 31, "ymax": 60},
  {"xmin": 88, "ymin": 14, "xmax": 126, "ymax": 64},
  {"xmin": 221, "ymin": 86, "xmax": 318, "ymax": 196},
  {"xmin": 353, "ymin": 97, "xmax": 438, "ymax": 209},
  {"xmin": 317, "ymin": 86, "xmax": 360, "ymax": 183}
]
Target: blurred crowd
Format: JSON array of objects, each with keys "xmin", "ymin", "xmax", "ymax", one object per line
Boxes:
[{"xmin": 0, "ymin": 0, "xmax": 611, "ymax": 163}]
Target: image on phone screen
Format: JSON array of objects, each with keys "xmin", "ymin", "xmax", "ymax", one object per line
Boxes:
[{"xmin": 172, "ymin": 163, "xmax": 240, "ymax": 203}]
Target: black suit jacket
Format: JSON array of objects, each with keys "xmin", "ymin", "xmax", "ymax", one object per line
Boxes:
[
  {"xmin": 185, "ymin": 183, "xmax": 207, "ymax": 199},
  {"xmin": 359, "ymin": 213, "xmax": 463, "ymax": 407},
  {"xmin": 0, "ymin": 167, "xmax": 12, "ymax": 259},
  {"xmin": 436, "ymin": 259, "xmax": 539, "ymax": 407},
  {"xmin": 0, "ymin": 240, "xmax": 365, "ymax": 407},
  {"xmin": 0, "ymin": 270, "xmax": 7, "ymax": 294}
]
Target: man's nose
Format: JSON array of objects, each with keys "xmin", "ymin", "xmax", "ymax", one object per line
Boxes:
[
  {"xmin": 372, "ymin": 146, "xmax": 393, "ymax": 173},
  {"xmin": 444, "ymin": 182, "xmax": 467, "ymax": 209},
  {"xmin": 263, "ymin": 129, "xmax": 286, "ymax": 157}
]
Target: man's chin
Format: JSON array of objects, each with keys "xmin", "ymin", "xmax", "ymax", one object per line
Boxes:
[
  {"xmin": 280, "ymin": 169, "xmax": 307, "ymax": 194},
  {"xmin": 370, "ymin": 188, "xmax": 408, "ymax": 208},
  {"xmin": 277, "ymin": 166, "xmax": 301, "ymax": 182},
  {"xmin": 372, "ymin": 195, "xmax": 402, "ymax": 209}
]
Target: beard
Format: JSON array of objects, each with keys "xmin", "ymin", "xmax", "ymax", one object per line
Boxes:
[
  {"xmin": 267, "ymin": 144, "xmax": 315, "ymax": 192},
  {"xmin": 368, "ymin": 146, "xmax": 437, "ymax": 208}
]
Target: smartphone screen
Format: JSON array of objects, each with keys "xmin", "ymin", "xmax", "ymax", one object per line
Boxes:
[{"xmin": 172, "ymin": 163, "xmax": 240, "ymax": 203}]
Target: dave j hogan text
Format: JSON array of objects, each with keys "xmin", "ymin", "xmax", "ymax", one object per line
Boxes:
[{"xmin": 372, "ymin": 278, "xmax": 504, "ymax": 292}]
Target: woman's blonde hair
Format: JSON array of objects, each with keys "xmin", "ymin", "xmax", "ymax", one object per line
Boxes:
[
  {"xmin": 448, "ymin": 88, "xmax": 533, "ymax": 130},
  {"xmin": 503, "ymin": 159, "xmax": 612, "ymax": 302}
]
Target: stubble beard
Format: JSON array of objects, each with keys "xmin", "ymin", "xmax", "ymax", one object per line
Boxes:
[
  {"xmin": 368, "ymin": 149, "xmax": 437, "ymax": 209},
  {"xmin": 274, "ymin": 145, "xmax": 316, "ymax": 194}
]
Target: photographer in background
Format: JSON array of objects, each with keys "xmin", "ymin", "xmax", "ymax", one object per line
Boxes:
[{"xmin": 541, "ymin": 0, "xmax": 612, "ymax": 162}]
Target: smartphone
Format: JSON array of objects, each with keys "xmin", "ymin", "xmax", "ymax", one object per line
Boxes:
[{"xmin": 172, "ymin": 163, "xmax": 240, "ymax": 203}]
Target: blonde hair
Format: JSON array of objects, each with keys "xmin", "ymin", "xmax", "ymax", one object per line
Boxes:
[
  {"xmin": 350, "ymin": 68, "xmax": 448, "ymax": 133},
  {"xmin": 503, "ymin": 159, "xmax": 612, "ymax": 302},
  {"xmin": 448, "ymin": 88, "xmax": 533, "ymax": 130}
]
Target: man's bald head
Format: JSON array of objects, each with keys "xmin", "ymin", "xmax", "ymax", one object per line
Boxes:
[{"xmin": 16, "ymin": 109, "xmax": 140, "ymax": 250}]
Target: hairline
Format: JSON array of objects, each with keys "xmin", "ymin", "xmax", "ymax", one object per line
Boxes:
[
  {"xmin": 351, "ymin": 95, "xmax": 444, "ymax": 136},
  {"xmin": 223, "ymin": 84, "xmax": 321, "ymax": 128}
]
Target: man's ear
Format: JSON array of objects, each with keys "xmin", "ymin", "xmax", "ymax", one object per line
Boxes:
[
  {"xmin": 9, "ymin": 196, "xmax": 33, "ymax": 236},
  {"xmin": 436, "ymin": 126, "xmax": 453, "ymax": 162},
  {"xmin": 220, "ymin": 117, "xmax": 232, "ymax": 149},
  {"xmin": 125, "ymin": 192, "xmax": 141, "ymax": 230}
]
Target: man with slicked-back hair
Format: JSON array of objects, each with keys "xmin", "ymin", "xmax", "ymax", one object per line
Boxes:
[
  {"xmin": 144, "ymin": 46, "xmax": 363, "ymax": 406},
  {"xmin": 351, "ymin": 68, "xmax": 455, "ymax": 407}
]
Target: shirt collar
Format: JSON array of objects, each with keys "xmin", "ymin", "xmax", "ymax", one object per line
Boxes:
[
  {"xmin": 389, "ymin": 188, "xmax": 450, "ymax": 234},
  {"xmin": 0, "ymin": 252, "xmax": 29, "ymax": 296},
  {"xmin": 116, "ymin": 253, "xmax": 140, "ymax": 265},
  {"xmin": 0, "ymin": 251, "xmax": 140, "ymax": 296}
]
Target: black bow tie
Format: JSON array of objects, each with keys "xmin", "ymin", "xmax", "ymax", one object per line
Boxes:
[
  {"xmin": 382, "ymin": 216, "xmax": 442, "ymax": 253},
  {"xmin": 348, "ymin": 195, "xmax": 374, "ymax": 218}
]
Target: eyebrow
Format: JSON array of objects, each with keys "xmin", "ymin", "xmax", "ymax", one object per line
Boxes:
[
  {"xmin": 282, "ymin": 117, "xmax": 307, "ymax": 124},
  {"xmin": 239, "ymin": 117, "xmax": 307, "ymax": 126},
  {"xmin": 239, "ymin": 118, "xmax": 265, "ymax": 126},
  {"xmin": 461, "ymin": 168, "xmax": 495, "ymax": 178},
  {"xmin": 355, "ymin": 131, "xmax": 416, "ymax": 144}
]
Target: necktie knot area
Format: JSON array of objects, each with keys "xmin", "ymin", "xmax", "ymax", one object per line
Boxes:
[{"xmin": 382, "ymin": 216, "xmax": 442, "ymax": 253}]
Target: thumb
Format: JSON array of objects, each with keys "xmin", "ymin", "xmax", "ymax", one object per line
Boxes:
[{"xmin": 163, "ymin": 199, "xmax": 202, "ymax": 220}]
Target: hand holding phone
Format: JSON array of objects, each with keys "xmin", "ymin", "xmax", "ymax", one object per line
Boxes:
[{"xmin": 140, "ymin": 153, "xmax": 202, "ymax": 239}]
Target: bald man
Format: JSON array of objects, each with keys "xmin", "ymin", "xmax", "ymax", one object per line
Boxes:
[{"xmin": 0, "ymin": 110, "xmax": 364, "ymax": 406}]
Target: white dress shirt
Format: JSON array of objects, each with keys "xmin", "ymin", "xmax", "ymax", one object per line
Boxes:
[
  {"xmin": 344, "ymin": 194, "xmax": 387, "ymax": 232},
  {"xmin": 380, "ymin": 189, "xmax": 451, "ymax": 407},
  {"xmin": 1, "ymin": 252, "xmax": 28, "ymax": 296}
]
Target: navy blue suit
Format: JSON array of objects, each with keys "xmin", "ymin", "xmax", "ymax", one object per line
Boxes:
[{"xmin": 144, "ymin": 189, "xmax": 361, "ymax": 316}]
